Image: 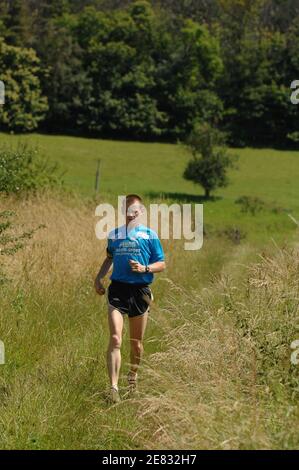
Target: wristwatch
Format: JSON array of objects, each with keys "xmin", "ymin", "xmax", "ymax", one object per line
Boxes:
[{"xmin": 145, "ymin": 266, "xmax": 150, "ymax": 273}]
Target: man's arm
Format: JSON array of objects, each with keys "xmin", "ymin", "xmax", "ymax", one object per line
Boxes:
[
  {"xmin": 149, "ymin": 261, "xmax": 166, "ymax": 273},
  {"xmin": 130, "ymin": 234, "xmax": 166, "ymax": 274},
  {"xmin": 94, "ymin": 256, "xmax": 113, "ymax": 295},
  {"xmin": 129, "ymin": 260, "xmax": 166, "ymax": 273}
]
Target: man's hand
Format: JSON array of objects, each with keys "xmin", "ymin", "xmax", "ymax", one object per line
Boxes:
[
  {"xmin": 129, "ymin": 259, "xmax": 146, "ymax": 273},
  {"xmin": 94, "ymin": 277, "xmax": 106, "ymax": 295}
]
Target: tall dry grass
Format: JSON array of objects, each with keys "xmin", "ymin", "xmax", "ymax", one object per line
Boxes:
[
  {"xmin": 129, "ymin": 250, "xmax": 299, "ymax": 449},
  {"xmin": 1, "ymin": 190, "xmax": 102, "ymax": 286},
  {"xmin": 0, "ymin": 191, "xmax": 298, "ymax": 449}
]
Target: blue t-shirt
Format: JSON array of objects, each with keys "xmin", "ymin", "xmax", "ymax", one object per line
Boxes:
[{"xmin": 107, "ymin": 224, "xmax": 165, "ymax": 284}]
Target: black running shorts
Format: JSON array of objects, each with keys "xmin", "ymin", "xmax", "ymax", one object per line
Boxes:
[{"xmin": 108, "ymin": 280, "xmax": 153, "ymax": 317}]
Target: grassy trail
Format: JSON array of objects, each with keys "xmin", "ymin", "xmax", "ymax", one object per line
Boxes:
[{"xmin": 0, "ymin": 192, "xmax": 298, "ymax": 449}]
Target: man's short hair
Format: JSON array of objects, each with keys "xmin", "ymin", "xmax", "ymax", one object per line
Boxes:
[{"xmin": 126, "ymin": 194, "xmax": 143, "ymax": 204}]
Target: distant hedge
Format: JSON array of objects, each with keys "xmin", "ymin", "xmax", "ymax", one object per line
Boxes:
[{"xmin": 0, "ymin": 0, "xmax": 298, "ymax": 145}]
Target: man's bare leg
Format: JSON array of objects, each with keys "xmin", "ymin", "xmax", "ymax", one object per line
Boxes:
[
  {"xmin": 107, "ymin": 306, "xmax": 124, "ymax": 396},
  {"xmin": 128, "ymin": 312, "xmax": 148, "ymax": 388}
]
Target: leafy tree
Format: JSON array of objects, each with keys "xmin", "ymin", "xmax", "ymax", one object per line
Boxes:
[
  {"xmin": 216, "ymin": 0, "xmax": 299, "ymax": 147},
  {"xmin": 75, "ymin": 2, "xmax": 223, "ymax": 139},
  {"xmin": 152, "ymin": 0, "xmax": 221, "ymax": 24},
  {"xmin": 35, "ymin": 16, "xmax": 92, "ymax": 133},
  {"xmin": 220, "ymin": 28, "xmax": 295, "ymax": 146},
  {"xmin": 183, "ymin": 123, "xmax": 237, "ymax": 198},
  {"xmin": 155, "ymin": 19, "xmax": 223, "ymax": 139},
  {"xmin": 0, "ymin": 0, "xmax": 33, "ymax": 46},
  {"xmin": 261, "ymin": 0, "xmax": 299, "ymax": 32},
  {"xmin": 285, "ymin": 15, "xmax": 299, "ymax": 146},
  {"xmin": 0, "ymin": 38, "xmax": 48, "ymax": 132},
  {"xmin": 76, "ymin": 3, "xmax": 168, "ymax": 137}
]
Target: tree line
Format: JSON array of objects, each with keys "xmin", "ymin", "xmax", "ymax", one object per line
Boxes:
[{"xmin": 0, "ymin": 0, "xmax": 298, "ymax": 147}]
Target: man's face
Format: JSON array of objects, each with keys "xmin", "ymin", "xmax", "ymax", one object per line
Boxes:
[{"xmin": 126, "ymin": 200, "xmax": 143, "ymax": 223}]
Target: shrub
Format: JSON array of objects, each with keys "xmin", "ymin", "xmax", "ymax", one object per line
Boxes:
[
  {"xmin": 0, "ymin": 144, "xmax": 62, "ymax": 195},
  {"xmin": 235, "ymin": 196, "xmax": 266, "ymax": 215},
  {"xmin": 222, "ymin": 226, "xmax": 247, "ymax": 244},
  {"xmin": 236, "ymin": 196, "xmax": 287, "ymax": 215}
]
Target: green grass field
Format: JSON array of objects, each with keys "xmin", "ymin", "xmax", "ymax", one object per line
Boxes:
[
  {"xmin": 1, "ymin": 133, "xmax": 299, "ymax": 449},
  {"xmin": 1, "ymin": 132, "xmax": 299, "ymax": 245}
]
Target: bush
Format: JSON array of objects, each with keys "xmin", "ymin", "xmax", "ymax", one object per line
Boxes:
[
  {"xmin": 0, "ymin": 144, "xmax": 62, "ymax": 195},
  {"xmin": 235, "ymin": 196, "xmax": 287, "ymax": 215},
  {"xmin": 235, "ymin": 196, "xmax": 266, "ymax": 215},
  {"xmin": 221, "ymin": 226, "xmax": 247, "ymax": 244}
]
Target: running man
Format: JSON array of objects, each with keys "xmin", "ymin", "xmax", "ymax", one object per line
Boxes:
[{"xmin": 94, "ymin": 194, "xmax": 166, "ymax": 403}]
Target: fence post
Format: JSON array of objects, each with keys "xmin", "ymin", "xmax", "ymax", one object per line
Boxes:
[{"xmin": 95, "ymin": 159, "xmax": 101, "ymax": 193}]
